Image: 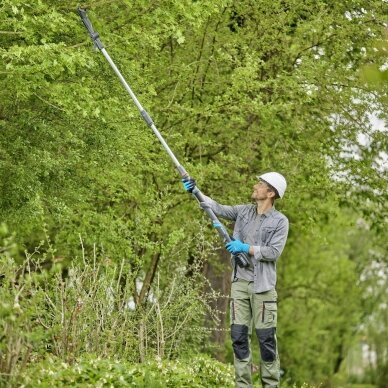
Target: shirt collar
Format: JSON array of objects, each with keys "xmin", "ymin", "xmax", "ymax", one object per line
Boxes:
[{"xmin": 257, "ymin": 206, "xmax": 275, "ymax": 217}]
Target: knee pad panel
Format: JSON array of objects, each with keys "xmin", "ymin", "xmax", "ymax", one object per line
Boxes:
[
  {"xmin": 231, "ymin": 324, "xmax": 250, "ymax": 360},
  {"xmin": 256, "ymin": 327, "xmax": 276, "ymax": 362}
]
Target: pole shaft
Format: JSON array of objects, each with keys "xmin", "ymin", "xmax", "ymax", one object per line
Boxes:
[
  {"xmin": 101, "ymin": 48, "xmax": 143, "ymax": 111},
  {"xmin": 78, "ymin": 9, "xmax": 249, "ymax": 267},
  {"xmin": 101, "ymin": 49, "xmax": 183, "ymax": 171},
  {"xmin": 102, "ymin": 46, "xmax": 234, "ymax": 243}
]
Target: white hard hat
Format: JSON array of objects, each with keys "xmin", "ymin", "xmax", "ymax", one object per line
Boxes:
[{"xmin": 257, "ymin": 172, "xmax": 287, "ymax": 198}]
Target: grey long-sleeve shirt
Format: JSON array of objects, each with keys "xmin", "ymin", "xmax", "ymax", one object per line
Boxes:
[{"xmin": 203, "ymin": 195, "xmax": 289, "ymax": 293}]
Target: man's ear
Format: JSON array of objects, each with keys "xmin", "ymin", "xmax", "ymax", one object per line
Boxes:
[{"xmin": 267, "ymin": 190, "xmax": 275, "ymax": 199}]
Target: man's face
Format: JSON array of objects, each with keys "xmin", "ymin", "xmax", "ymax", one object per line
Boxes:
[{"xmin": 251, "ymin": 180, "xmax": 274, "ymax": 201}]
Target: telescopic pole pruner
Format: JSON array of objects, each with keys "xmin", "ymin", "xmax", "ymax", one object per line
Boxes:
[{"xmin": 77, "ymin": 8, "xmax": 249, "ymax": 268}]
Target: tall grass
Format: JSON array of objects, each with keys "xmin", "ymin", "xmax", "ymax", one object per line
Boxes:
[{"xmin": 0, "ymin": 235, "xmax": 215, "ymax": 385}]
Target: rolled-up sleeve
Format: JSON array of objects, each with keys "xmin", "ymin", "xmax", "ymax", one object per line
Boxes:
[
  {"xmin": 253, "ymin": 217, "xmax": 289, "ymax": 262},
  {"xmin": 201, "ymin": 195, "xmax": 242, "ymax": 221}
]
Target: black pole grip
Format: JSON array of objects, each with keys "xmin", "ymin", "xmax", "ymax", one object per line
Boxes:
[
  {"xmin": 229, "ymin": 237, "xmax": 250, "ymax": 268},
  {"xmin": 234, "ymin": 253, "xmax": 250, "ymax": 268},
  {"xmin": 78, "ymin": 8, "xmax": 104, "ymax": 50}
]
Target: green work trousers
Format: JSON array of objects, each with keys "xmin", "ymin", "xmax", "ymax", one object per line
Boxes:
[{"xmin": 230, "ymin": 279, "xmax": 280, "ymax": 388}]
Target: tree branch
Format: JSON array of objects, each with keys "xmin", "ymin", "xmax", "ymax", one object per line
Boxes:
[{"xmin": 137, "ymin": 251, "xmax": 161, "ymax": 305}]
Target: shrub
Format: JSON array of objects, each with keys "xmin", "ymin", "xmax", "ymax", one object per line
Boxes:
[
  {"xmin": 20, "ymin": 353, "xmax": 234, "ymax": 387},
  {"xmin": 0, "ymin": 235, "xmax": 216, "ymax": 384}
]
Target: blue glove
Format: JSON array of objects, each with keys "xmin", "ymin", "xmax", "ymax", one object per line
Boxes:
[
  {"xmin": 182, "ymin": 177, "xmax": 196, "ymax": 193},
  {"xmin": 225, "ymin": 240, "xmax": 250, "ymax": 254}
]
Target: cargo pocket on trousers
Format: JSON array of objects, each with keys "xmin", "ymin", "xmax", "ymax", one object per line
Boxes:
[{"xmin": 262, "ymin": 301, "xmax": 277, "ymax": 328}]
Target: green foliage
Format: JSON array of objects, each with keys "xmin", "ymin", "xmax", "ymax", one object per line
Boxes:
[
  {"xmin": 0, "ymin": 241, "xmax": 214, "ymax": 383},
  {"xmin": 0, "ymin": 0, "xmax": 387, "ymax": 384},
  {"xmin": 278, "ymin": 211, "xmax": 361, "ymax": 383},
  {"xmin": 20, "ymin": 353, "xmax": 235, "ymax": 387},
  {"xmin": 0, "ymin": 243, "xmax": 49, "ymax": 383},
  {"xmin": 1, "ymin": 0, "xmax": 386, "ymax": 255}
]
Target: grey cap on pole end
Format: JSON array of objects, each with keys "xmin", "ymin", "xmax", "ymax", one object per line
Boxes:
[{"xmin": 77, "ymin": 8, "xmax": 104, "ymax": 50}]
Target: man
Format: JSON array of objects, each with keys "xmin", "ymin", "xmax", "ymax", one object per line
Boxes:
[{"xmin": 183, "ymin": 172, "xmax": 289, "ymax": 388}]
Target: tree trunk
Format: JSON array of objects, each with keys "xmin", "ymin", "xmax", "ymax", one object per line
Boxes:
[{"xmin": 137, "ymin": 251, "xmax": 161, "ymax": 306}]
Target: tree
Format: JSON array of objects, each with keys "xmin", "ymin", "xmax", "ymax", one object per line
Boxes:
[{"xmin": 1, "ymin": 0, "xmax": 386, "ymax": 382}]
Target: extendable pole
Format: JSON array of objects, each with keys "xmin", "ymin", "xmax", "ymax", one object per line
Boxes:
[{"xmin": 77, "ymin": 8, "xmax": 249, "ymax": 267}]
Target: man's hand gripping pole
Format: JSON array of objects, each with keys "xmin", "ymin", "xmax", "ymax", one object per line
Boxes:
[{"xmin": 77, "ymin": 8, "xmax": 249, "ymax": 268}]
